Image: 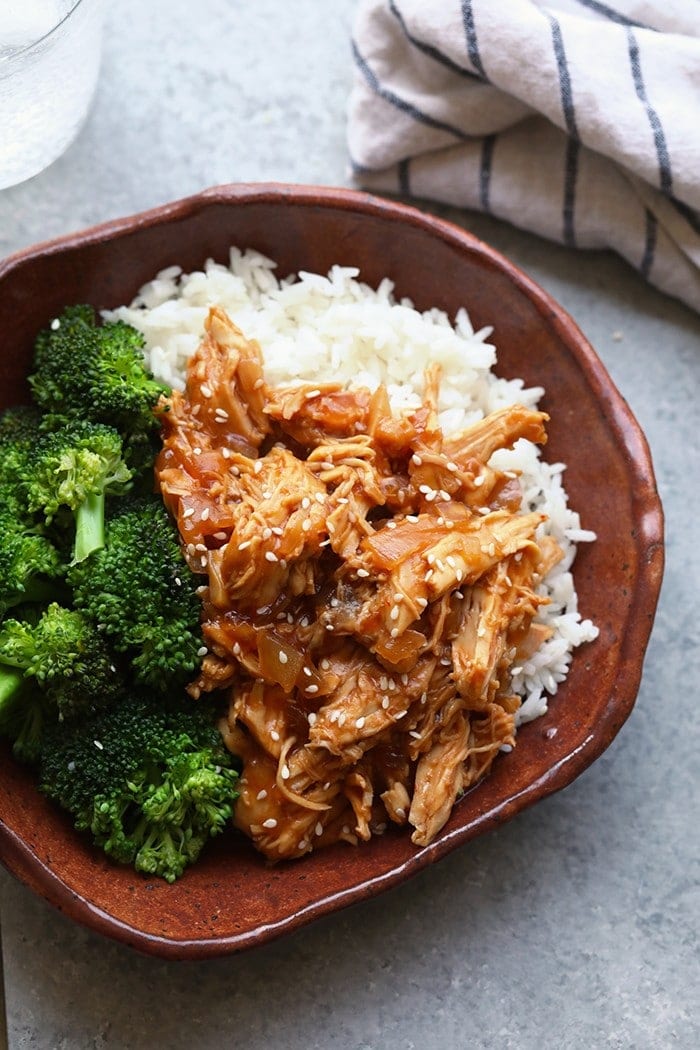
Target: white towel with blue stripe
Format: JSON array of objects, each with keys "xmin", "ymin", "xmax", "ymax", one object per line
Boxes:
[{"xmin": 348, "ymin": 0, "xmax": 700, "ymax": 311}]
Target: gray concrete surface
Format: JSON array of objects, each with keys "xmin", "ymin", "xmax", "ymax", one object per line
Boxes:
[{"xmin": 0, "ymin": 2, "xmax": 698, "ymax": 1047}]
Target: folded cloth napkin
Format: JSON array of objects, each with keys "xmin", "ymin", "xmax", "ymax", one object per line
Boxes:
[{"xmin": 348, "ymin": 0, "xmax": 700, "ymax": 311}]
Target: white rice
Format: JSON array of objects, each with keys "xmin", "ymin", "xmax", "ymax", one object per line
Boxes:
[{"xmin": 106, "ymin": 247, "xmax": 598, "ymax": 725}]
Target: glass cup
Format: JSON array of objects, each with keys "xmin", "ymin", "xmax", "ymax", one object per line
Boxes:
[{"xmin": 0, "ymin": 0, "xmax": 105, "ymax": 190}]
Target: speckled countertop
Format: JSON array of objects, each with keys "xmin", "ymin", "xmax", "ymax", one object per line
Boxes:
[{"xmin": 0, "ymin": 2, "xmax": 698, "ymax": 1047}]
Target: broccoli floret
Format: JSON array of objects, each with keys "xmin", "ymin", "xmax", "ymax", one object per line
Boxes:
[
  {"xmin": 0, "ymin": 408, "xmax": 65, "ymax": 613},
  {"xmin": 40, "ymin": 692, "xmax": 239, "ymax": 882},
  {"xmin": 0, "ymin": 504, "xmax": 65, "ymax": 615},
  {"xmin": 29, "ymin": 306, "xmax": 168, "ymax": 436},
  {"xmin": 69, "ymin": 495, "xmax": 203, "ymax": 690},
  {"xmin": 0, "ymin": 602, "xmax": 123, "ymax": 724},
  {"xmin": 0, "ymin": 603, "xmax": 124, "ymax": 761},
  {"xmin": 25, "ymin": 420, "xmax": 133, "ymax": 563}
]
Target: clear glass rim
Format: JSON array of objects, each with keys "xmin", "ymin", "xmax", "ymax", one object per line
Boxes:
[{"xmin": 0, "ymin": 0, "xmax": 89, "ymax": 62}]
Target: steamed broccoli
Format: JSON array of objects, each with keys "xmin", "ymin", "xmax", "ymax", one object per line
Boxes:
[
  {"xmin": 0, "ymin": 604, "xmax": 124, "ymax": 760},
  {"xmin": 69, "ymin": 495, "xmax": 203, "ymax": 689},
  {"xmin": 0, "ymin": 505, "xmax": 64, "ymax": 615},
  {"xmin": 0, "ymin": 407, "xmax": 65, "ymax": 613},
  {"xmin": 25, "ymin": 420, "xmax": 133, "ymax": 563},
  {"xmin": 29, "ymin": 306, "xmax": 168, "ymax": 436},
  {"xmin": 40, "ymin": 692, "xmax": 239, "ymax": 882}
]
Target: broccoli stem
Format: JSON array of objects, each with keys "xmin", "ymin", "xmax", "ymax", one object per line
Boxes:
[
  {"xmin": 0, "ymin": 666, "xmax": 23, "ymax": 708},
  {"xmin": 74, "ymin": 491, "xmax": 105, "ymax": 564}
]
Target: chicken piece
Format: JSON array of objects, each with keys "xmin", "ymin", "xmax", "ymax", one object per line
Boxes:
[
  {"xmin": 442, "ymin": 405, "xmax": 548, "ymax": 464},
  {"xmin": 409, "ymin": 711, "xmax": 471, "ymax": 847},
  {"xmin": 209, "ymin": 446, "xmax": 329, "ymax": 611},
  {"xmin": 450, "ymin": 552, "xmax": 548, "ymax": 708},
  {"xmin": 309, "ymin": 648, "xmax": 434, "ymax": 756},
  {"xmin": 186, "ymin": 306, "xmax": 270, "ymax": 452},
  {"xmin": 265, "ymin": 383, "xmax": 371, "ymax": 447},
  {"xmin": 461, "ymin": 703, "xmax": 516, "ymax": 790}
]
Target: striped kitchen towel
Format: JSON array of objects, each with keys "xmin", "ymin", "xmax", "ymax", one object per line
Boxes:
[{"xmin": 348, "ymin": 0, "xmax": 700, "ymax": 312}]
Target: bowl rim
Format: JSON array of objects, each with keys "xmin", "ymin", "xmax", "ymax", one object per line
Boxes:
[{"xmin": 0, "ymin": 183, "xmax": 664, "ymax": 959}]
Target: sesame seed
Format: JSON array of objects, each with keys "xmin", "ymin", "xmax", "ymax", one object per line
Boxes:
[
  {"xmin": 401, "ymin": 673, "xmax": 409, "ymax": 685},
  {"xmin": 262, "ymin": 490, "xmax": 272, "ymax": 500},
  {"xmin": 406, "ymin": 515, "xmax": 419, "ymax": 523},
  {"xmin": 391, "ymin": 627, "xmax": 400, "ymax": 638},
  {"xmin": 281, "ymin": 765, "xmax": 290, "ymax": 779},
  {"xmin": 262, "ymin": 818, "xmax": 278, "ymax": 829},
  {"xmin": 477, "ymin": 625, "xmax": 486, "ymax": 638},
  {"xmin": 254, "ymin": 460, "xmax": 263, "ymax": 474},
  {"xmin": 329, "ymin": 710, "xmax": 339, "ymax": 723},
  {"xmin": 325, "ymin": 624, "xmax": 334, "ymax": 631},
  {"xmin": 262, "ymin": 527, "xmax": 272, "ymax": 539},
  {"xmin": 306, "ymin": 685, "xmax": 319, "ymax": 694},
  {"xmin": 321, "ymin": 461, "xmax": 334, "ymax": 470},
  {"xmin": 420, "ymin": 691, "xmax": 428, "ymax": 704},
  {"xmin": 315, "ymin": 493, "xmax": 325, "ymax": 504},
  {"xmin": 265, "ymin": 551, "xmax": 279, "ymax": 562},
  {"xmin": 215, "ymin": 409, "xmax": 229, "ymax": 420},
  {"xmin": 356, "ymin": 568, "xmax": 370, "ymax": 578},
  {"xmin": 301, "ymin": 497, "xmax": 311, "ymax": 509},
  {"xmin": 396, "ymin": 807, "xmax": 406, "ymax": 818},
  {"xmin": 305, "ymin": 389, "xmax": 321, "ymax": 399},
  {"xmin": 278, "ymin": 651, "xmax": 288, "ymax": 664},
  {"xmin": 419, "ymin": 484, "xmax": 431, "ymax": 495},
  {"xmin": 394, "ymin": 592, "xmax": 404, "ymax": 602},
  {"xmin": 425, "ymin": 491, "xmax": 437, "ymax": 502},
  {"xmin": 395, "ymin": 710, "xmax": 407, "ymax": 720},
  {"xmin": 390, "ymin": 605, "xmax": 400, "ymax": 621},
  {"xmin": 315, "ymin": 821, "xmax": 324, "ymax": 836},
  {"xmin": 298, "ymin": 839, "xmax": 308, "ymax": 850},
  {"xmin": 200, "ymin": 384, "xmax": 213, "ymax": 398},
  {"xmin": 446, "ymin": 461, "xmax": 458, "ymax": 472},
  {"xmin": 511, "ymin": 666, "xmax": 523, "ymax": 676},
  {"xmin": 338, "ymin": 712, "xmax": 346, "ymax": 727},
  {"xmin": 253, "ymin": 378, "xmax": 264, "ymax": 390},
  {"xmin": 94, "ymin": 740, "xmax": 104, "ymax": 750},
  {"xmin": 308, "ymin": 712, "xmax": 317, "ymax": 725},
  {"xmin": 50, "ymin": 318, "xmax": 61, "ymax": 330},
  {"xmin": 424, "ymin": 570, "xmax": 434, "ymax": 582},
  {"xmin": 238, "ymin": 540, "xmax": 251, "ymax": 550},
  {"xmin": 474, "ymin": 475, "xmax": 485, "ymax": 487},
  {"xmin": 197, "ymin": 646, "xmax": 208, "ymax": 657},
  {"xmin": 439, "ymin": 491, "xmax": 451, "ymax": 502},
  {"xmin": 386, "ymin": 520, "xmax": 397, "ymax": 530},
  {"xmin": 270, "ymin": 730, "xmax": 280, "ymax": 742},
  {"xmin": 355, "ymin": 716, "xmax": 365, "ymax": 729},
  {"xmin": 221, "ymin": 447, "xmax": 231, "ymax": 459},
  {"xmin": 411, "ymin": 454, "xmax": 423, "ymax": 466},
  {"xmin": 272, "ymin": 526, "xmax": 284, "ymax": 536},
  {"xmin": 342, "ymin": 825, "xmax": 350, "ymax": 835},
  {"xmin": 182, "ymin": 507, "xmax": 195, "ymax": 519},
  {"xmin": 201, "ymin": 507, "xmax": 210, "ymax": 521},
  {"xmin": 446, "ymin": 555, "xmax": 456, "ymax": 568},
  {"xmin": 192, "ymin": 447, "xmax": 202, "ymax": 456},
  {"xmin": 200, "ymin": 556, "xmax": 208, "ymax": 568},
  {"xmin": 446, "ymin": 519, "xmax": 455, "ymax": 529},
  {"xmin": 303, "ymin": 666, "xmax": 312, "ymax": 677},
  {"xmin": 256, "ymin": 789, "xmax": 267, "ymax": 800},
  {"xmin": 320, "ymin": 659, "xmax": 331, "ymax": 671},
  {"xmin": 417, "ymin": 597, "xmax": 428, "ymax": 609},
  {"xmin": 302, "ymin": 519, "xmax": 312, "ymax": 532},
  {"xmin": 381, "ymin": 696, "xmax": 390, "ymax": 709}
]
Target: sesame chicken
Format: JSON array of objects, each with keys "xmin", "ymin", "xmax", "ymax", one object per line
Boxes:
[{"xmin": 156, "ymin": 307, "xmax": 558, "ymax": 861}]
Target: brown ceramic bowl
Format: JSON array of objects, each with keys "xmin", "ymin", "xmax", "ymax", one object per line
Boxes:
[{"xmin": 0, "ymin": 183, "xmax": 664, "ymax": 959}]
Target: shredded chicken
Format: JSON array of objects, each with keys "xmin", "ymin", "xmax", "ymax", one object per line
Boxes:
[{"xmin": 156, "ymin": 307, "xmax": 559, "ymax": 861}]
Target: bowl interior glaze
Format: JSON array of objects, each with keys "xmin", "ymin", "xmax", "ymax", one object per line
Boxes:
[{"xmin": 0, "ymin": 184, "xmax": 664, "ymax": 959}]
